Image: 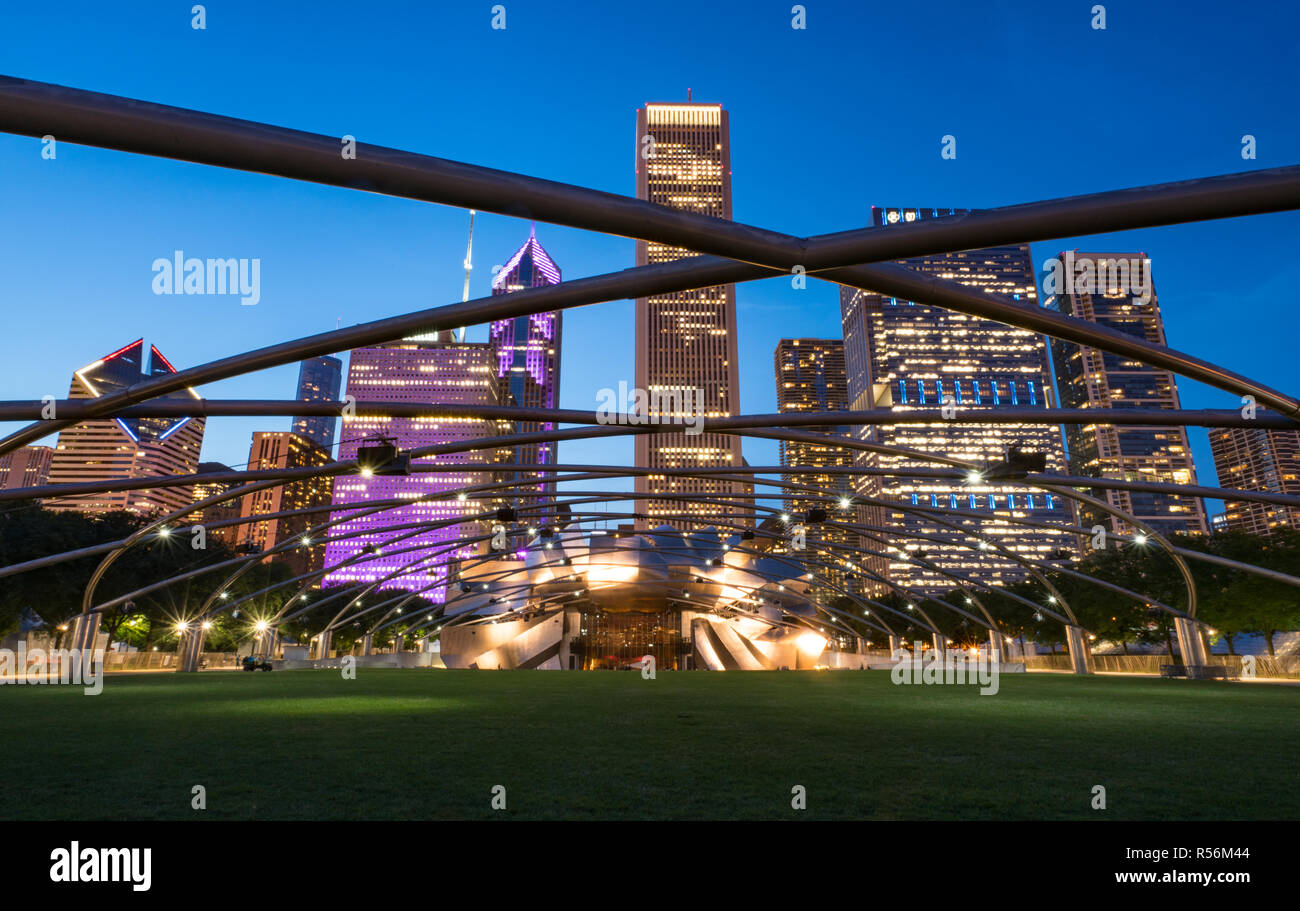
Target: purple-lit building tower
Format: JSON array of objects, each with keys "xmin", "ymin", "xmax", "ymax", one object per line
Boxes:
[
  {"xmin": 488, "ymin": 227, "xmax": 562, "ymax": 516},
  {"xmin": 322, "ymin": 340, "xmax": 507, "ymax": 599}
]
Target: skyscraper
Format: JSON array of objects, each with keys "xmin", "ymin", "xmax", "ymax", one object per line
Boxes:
[
  {"xmin": 1208, "ymin": 426, "xmax": 1300, "ymax": 536},
  {"xmin": 0, "ymin": 445, "xmax": 53, "ymax": 490},
  {"xmin": 773, "ymin": 339, "xmax": 859, "ymax": 597},
  {"xmin": 1049, "ymin": 251, "xmax": 1208, "ymax": 537},
  {"xmin": 488, "ymin": 227, "xmax": 562, "ymax": 515},
  {"xmin": 235, "ymin": 432, "xmax": 333, "ymax": 577},
  {"xmin": 840, "ymin": 208, "xmax": 1076, "ymax": 597},
  {"xmin": 46, "ymin": 339, "xmax": 205, "ymax": 515},
  {"xmin": 191, "ymin": 462, "xmax": 242, "ymax": 547},
  {"xmin": 633, "ymin": 101, "xmax": 749, "ymax": 530},
  {"xmin": 322, "ymin": 340, "xmax": 508, "ymax": 599},
  {"xmin": 292, "ymin": 355, "xmax": 343, "ymax": 453}
]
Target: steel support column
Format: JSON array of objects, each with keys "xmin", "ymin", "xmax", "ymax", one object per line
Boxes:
[
  {"xmin": 1065, "ymin": 626, "xmax": 1093, "ymax": 675},
  {"xmin": 1174, "ymin": 617, "xmax": 1209, "ymax": 669}
]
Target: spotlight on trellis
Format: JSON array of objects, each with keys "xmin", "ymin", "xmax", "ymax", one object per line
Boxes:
[
  {"xmin": 356, "ymin": 437, "xmax": 410, "ymax": 475},
  {"xmin": 985, "ymin": 444, "xmax": 1047, "ymax": 480}
]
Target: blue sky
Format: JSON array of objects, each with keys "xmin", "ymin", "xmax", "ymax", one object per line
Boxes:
[{"xmin": 1, "ymin": 0, "xmax": 1296, "ymax": 511}]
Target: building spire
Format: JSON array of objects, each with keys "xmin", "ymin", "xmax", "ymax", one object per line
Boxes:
[{"xmin": 457, "ymin": 209, "xmax": 476, "ymax": 343}]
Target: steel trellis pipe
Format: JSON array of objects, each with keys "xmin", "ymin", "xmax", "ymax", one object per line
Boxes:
[
  {"xmin": 133, "ymin": 485, "xmax": 1115, "ymax": 647},
  {"xmin": 1, "ymin": 401, "xmax": 1296, "ymax": 429},
  {"xmin": 30, "ymin": 431, "xmax": 1289, "ymax": 639},
  {"xmin": 5, "ymin": 75, "xmax": 1297, "ymax": 274}
]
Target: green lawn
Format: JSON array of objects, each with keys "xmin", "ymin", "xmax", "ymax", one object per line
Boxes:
[{"xmin": 2, "ymin": 669, "xmax": 1296, "ymax": 820}]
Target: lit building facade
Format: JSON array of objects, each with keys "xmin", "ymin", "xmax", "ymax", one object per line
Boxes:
[
  {"xmin": 292, "ymin": 355, "xmax": 343, "ymax": 453},
  {"xmin": 488, "ymin": 227, "xmax": 562, "ymax": 517},
  {"xmin": 322, "ymin": 341, "xmax": 509, "ymax": 599},
  {"xmin": 633, "ymin": 101, "xmax": 750, "ymax": 530},
  {"xmin": 840, "ymin": 208, "xmax": 1076, "ymax": 597},
  {"xmin": 191, "ymin": 462, "xmax": 242, "ymax": 547},
  {"xmin": 46, "ymin": 339, "xmax": 205, "ymax": 515},
  {"xmin": 1208, "ymin": 426, "xmax": 1300, "ymax": 536},
  {"xmin": 0, "ymin": 445, "xmax": 53, "ymax": 491},
  {"xmin": 235, "ymin": 432, "xmax": 334, "ymax": 577},
  {"xmin": 1049, "ymin": 251, "xmax": 1207, "ymax": 537},
  {"xmin": 773, "ymin": 339, "xmax": 860, "ymax": 596}
]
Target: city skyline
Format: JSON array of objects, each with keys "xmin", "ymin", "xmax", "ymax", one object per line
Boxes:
[
  {"xmin": 2, "ymin": 1, "xmax": 1297, "ymax": 536},
  {"xmin": 5, "ymin": 183, "xmax": 1277, "ymax": 563}
]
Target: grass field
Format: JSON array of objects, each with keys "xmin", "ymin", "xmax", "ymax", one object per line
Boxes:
[{"xmin": 2, "ymin": 669, "xmax": 1296, "ymax": 820}]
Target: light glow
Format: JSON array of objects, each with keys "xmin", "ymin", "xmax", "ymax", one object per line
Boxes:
[{"xmin": 796, "ymin": 632, "xmax": 828, "ymax": 657}]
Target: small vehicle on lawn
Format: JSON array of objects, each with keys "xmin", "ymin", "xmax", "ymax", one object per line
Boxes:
[{"xmin": 241, "ymin": 655, "xmax": 273, "ymax": 672}]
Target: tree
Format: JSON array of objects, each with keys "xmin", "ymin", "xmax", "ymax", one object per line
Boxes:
[{"xmin": 0, "ymin": 506, "xmax": 300, "ymax": 652}]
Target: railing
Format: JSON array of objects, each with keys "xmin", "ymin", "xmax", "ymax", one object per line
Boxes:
[
  {"xmin": 102, "ymin": 651, "xmax": 176, "ymax": 670},
  {"xmin": 102, "ymin": 651, "xmax": 241, "ymax": 671},
  {"xmin": 1023, "ymin": 653, "xmax": 1300, "ymax": 678}
]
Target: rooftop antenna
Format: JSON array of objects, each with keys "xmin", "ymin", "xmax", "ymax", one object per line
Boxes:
[
  {"xmin": 687, "ymin": 87, "xmax": 692, "ymax": 101},
  {"xmin": 457, "ymin": 209, "xmax": 475, "ymax": 342}
]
